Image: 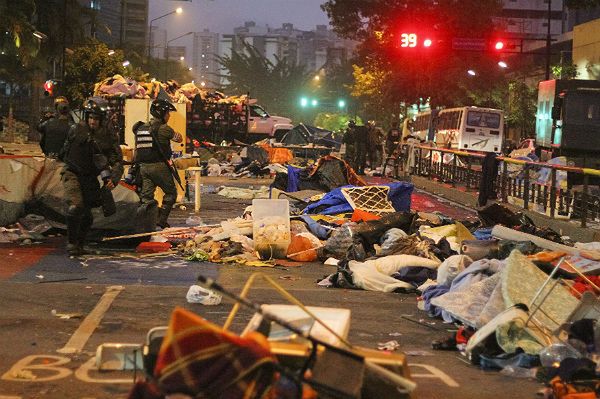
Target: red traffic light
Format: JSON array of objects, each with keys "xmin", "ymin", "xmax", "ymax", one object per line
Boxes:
[
  {"xmin": 399, "ymin": 33, "xmax": 434, "ymax": 48},
  {"xmin": 43, "ymin": 80, "xmax": 54, "ymax": 97},
  {"xmin": 494, "ymin": 40, "xmax": 504, "ymax": 50}
]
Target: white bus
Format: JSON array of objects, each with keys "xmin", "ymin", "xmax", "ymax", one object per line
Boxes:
[{"xmin": 411, "ymin": 106, "xmax": 504, "ymax": 153}]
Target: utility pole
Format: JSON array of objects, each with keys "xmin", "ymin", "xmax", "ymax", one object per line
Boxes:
[
  {"xmin": 545, "ymin": 0, "xmax": 552, "ymax": 80},
  {"xmin": 61, "ymin": 0, "xmax": 67, "ymax": 81},
  {"xmin": 119, "ymin": 0, "xmax": 125, "ymax": 47}
]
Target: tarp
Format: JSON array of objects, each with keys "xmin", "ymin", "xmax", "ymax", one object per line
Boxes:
[
  {"xmin": 0, "ymin": 156, "xmax": 155, "ymax": 234},
  {"xmin": 304, "ymin": 182, "xmax": 414, "ymax": 215},
  {"xmin": 280, "ymin": 123, "xmax": 341, "ymax": 149}
]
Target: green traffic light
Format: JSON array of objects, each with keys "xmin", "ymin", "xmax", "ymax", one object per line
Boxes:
[
  {"xmin": 311, "ymin": 99, "xmax": 318, "ymax": 107},
  {"xmin": 338, "ymin": 100, "xmax": 346, "ymax": 108},
  {"xmin": 300, "ymin": 97, "xmax": 308, "ymax": 107}
]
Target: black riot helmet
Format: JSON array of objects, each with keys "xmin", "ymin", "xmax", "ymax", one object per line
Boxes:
[
  {"xmin": 83, "ymin": 98, "xmax": 109, "ymax": 122},
  {"xmin": 150, "ymin": 99, "xmax": 176, "ymax": 121}
]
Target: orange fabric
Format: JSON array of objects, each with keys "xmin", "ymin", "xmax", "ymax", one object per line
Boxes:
[
  {"xmin": 527, "ymin": 251, "xmax": 567, "ymax": 263},
  {"xmin": 550, "ymin": 377, "xmax": 597, "ymax": 399},
  {"xmin": 351, "ymin": 209, "xmax": 381, "ymax": 222},
  {"xmin": 259, "ymin": 144, "xmax": 294, "ymax": 164},
  {"xmin": 155, "ymin": 307, "xmax": 276, "ymax": 398},
  {"xmin": 286, "ymin": 233, "xmax": 320, "ymax": 262}
]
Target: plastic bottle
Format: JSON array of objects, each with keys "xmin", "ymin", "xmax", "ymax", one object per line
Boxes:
[
  {"xmin": 539, "ymin": 343, "xmax": 581, "ymax": 368},
  {"xmin": 499, "ymin": 366, "xmax": 537, "ymax": 378}
]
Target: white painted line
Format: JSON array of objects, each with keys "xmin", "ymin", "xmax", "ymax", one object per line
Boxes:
[
  {"xmin": 410, "ymin": 363, "xmax": 460, "ymax": 387},
  {"xmin": 57, "ymin": 286, "xmax": 124, "ymax": 354}
]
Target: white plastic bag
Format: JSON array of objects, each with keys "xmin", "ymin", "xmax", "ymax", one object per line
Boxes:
[
  {"xmin": 436, "ymin": 255, "xmax": 473, "ymax": 286},
  {"xmin": 186, "ymin": 285, "xmax": 222, "ymax": 305}
]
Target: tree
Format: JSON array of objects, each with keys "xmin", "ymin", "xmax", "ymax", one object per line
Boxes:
[
  {"xmin": 63, "ymin": 40, "xmax": 131, "ymax": 105},
  {"xmin": 314, "ymin": 112, "xmax": 362, "ymax": 132},
  {"xmin": 217, "ymin": 41, "xmax": 311, "ymax": 119},
  {"xmin": 322, "ymin": 0, "xmax": 505, "ymax": 110},
  {"xmin": 505, "ymin": 80, "xmax": 537, "ymax": 139}
]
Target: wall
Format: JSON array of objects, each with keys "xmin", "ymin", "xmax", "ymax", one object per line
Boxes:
[{"xmin": 573, "ymin": 18, "xmax": 600, "ymax": 80}]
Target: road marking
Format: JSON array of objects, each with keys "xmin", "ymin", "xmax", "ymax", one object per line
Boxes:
[
  {"xmin": 410, "ymin": 363, "xmax": 460, "ymax": 387},
  {"xmin": 75, "ymin": 357, "xmax": 133, "ymax": 384},
  {"xmin": 57, "ymin": 286, "xmax": 124, "ymax": 354},
  {"xmin": 1, "ymin": 355, "xmax": 72, "ymax": 382}
]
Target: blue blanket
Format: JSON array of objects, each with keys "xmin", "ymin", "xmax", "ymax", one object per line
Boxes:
[{"xmin": 303, "ymin": 182, "xmax": 414, "ymax": 215}]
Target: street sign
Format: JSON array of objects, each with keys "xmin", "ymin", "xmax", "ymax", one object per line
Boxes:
[{"xmin": 452, "ymin": 38, "xmax": 486, "ymax": 51}]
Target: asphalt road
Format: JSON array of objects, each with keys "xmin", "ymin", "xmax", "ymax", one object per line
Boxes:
[{"xmin": 0, "ymin": 181, "xmax": 541, "ymax": 398}]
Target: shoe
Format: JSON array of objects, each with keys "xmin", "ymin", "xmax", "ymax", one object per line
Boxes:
[
  {"xmin": 67, "ymin": 244, "xmax": 90, "ymax": 257},
  {"xmin": 157, "ymin": 221, "xmax": 170, "ymax": 229}
]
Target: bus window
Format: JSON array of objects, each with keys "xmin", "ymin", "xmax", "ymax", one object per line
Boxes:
[{"xmin": 467, "ymin": 111, "xmax": 500, "ymax": 128}]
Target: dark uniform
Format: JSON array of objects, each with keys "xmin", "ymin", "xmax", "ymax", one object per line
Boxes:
[
  {"xmin": 135, "ymin": 99, "xmax": 181, "ymax": 229},
  {"xmin": 353, "ymin": 125, "xmax": 369, "ymax": 175},
  {"xmin": 386, "ymin": 124, "xmax": 401, "ymax": 158},
  {"xmin": 61, "ymin": 99, "xmax": 123, "ymax": 256},
  {"xmin": 39, "ymin": 114, "xmax": 71, "ymax": 158},
  {"xmin": 343, "ymin": 126, "xmax": 356, "ymax": 169}
]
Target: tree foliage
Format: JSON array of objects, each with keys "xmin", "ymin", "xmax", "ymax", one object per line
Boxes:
[
  {"xmin": 217, "ymin": 41, "xmax": 311, "ymax": 117},
  {"xmin": 322, "ymin": 0, "xmax": 507, "ymax": 113},
  {"xmin": 63, "ymin": 40, "xmax": 131, "ymax": 105},
  {"xmin": 314, "ymin": 112, "xmax": 362, "ymax": 132},
  {"xmin": 505, "ymin": 80, "xmax": 537, "ymax": 138}
]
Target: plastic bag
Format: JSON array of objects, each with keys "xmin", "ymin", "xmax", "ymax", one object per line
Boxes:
[
  {"xmin": 186, "ymin": 285, "xmax": 222, "ymax": 305},
  {"xmin": 437, "ymin": 255, "xmax": 473, "ymax": 286},
  {"xmin": 380, "ymin": 228, "xmax": 408, "ymax": 253},
  {"xmin": 287, "ymin": 232, "xmax": 321, "ymax": 262}
]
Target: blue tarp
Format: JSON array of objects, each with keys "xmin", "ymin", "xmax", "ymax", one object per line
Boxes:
[
  {"xmin": 303, "ymin": 182, "xmax": 414, "ymax": 215},
  {"xmin": 287, "ymin": 165, "xmax": 302, "ymax": 192}
]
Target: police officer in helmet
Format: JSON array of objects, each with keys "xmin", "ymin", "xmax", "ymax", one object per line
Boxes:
[
  {"xmin": 39, "ymin": 97, "xmax": 72, "ymax": 158},
  {"xmin": 60, "ymin": 98, "xmax": 123, "ymax": 256},
  {"xmin": 134, "ymin": 99, "xmax": 183, "ymax": 229}
]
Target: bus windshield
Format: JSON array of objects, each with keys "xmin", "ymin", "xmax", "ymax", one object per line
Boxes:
[{"xmin": 466, "ymin": 111, "xmax": 501, "ymax": 129}]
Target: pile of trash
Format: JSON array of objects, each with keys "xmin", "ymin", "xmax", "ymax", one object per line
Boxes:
[
  {"xmin": 306, "ymin": 201, "xmax": 599, "ymax": 397},
  {"xmin": 94, "ymin": 74, "xmax": 250, "ymax": 105},
  {"xmin": 177, "ymin": 187, "xmax": 600, "ymax": 396}
]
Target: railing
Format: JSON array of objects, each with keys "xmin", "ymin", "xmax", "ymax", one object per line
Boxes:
[{"xmin": 384, "ymin": 144, "xmax": 600, "ymax": 228}]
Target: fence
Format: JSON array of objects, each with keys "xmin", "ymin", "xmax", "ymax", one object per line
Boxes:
[{"xmin": 384, "ymin": 144, "xmax": 600, "ymax": 228}]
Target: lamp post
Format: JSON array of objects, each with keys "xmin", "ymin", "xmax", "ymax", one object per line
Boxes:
[
  {"xmin": 147, "ymin": 7, "xmax": 183, "ymax": 63},
  {"xmin": 165, "ymin": 32, "xmax": 193, "ymax": 80}
]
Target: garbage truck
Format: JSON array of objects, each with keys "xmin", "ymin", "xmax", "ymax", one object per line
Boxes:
[
  {"xmin": 187, "ymin": 95, "xmax": 293, "ymax": 144},
  {"xmin": 535, "ymin": 79, "xmax": 600, "ymax": 169}
]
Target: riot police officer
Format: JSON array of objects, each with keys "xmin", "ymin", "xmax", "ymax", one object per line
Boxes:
[
  {"xmin": 134, "ymin": 99, "xmax": 183, "ymax": 229},
  {"xmin": 352, "ymin": 122, "xmax": 369, "ymax": 175},
  {"xmin": 61, "ymin": 98, "xmax": 123, "ymax": 256},
  {"xmin": 39, "ymin": 98, "xmax": 72, "ymax": 158}
]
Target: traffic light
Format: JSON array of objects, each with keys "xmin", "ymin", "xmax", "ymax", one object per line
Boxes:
[
  {"xmin": 311, "ymin": 99, "xmax": 318, "ymax": 107},
  {"xmin": 44, "ymin": 80, "xmax": 55, "ymax": 97},
  {"xmin": 494, "ymin": 40, "xmax": 505, "ymax": 51},
  {"xmin": 338, "ymin": 99, "xmax": 346, "ymax": 109},
  {"xmin": 399, "ymin": 32, "xmax": 434, "ymax": 48},
  {"xmin": 300, "ymin": 97, "xmax": 308, "ymax": 108}
]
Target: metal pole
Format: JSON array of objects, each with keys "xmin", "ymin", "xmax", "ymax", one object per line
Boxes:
[
  {"xmin": 61, "ymin": 0, "xmax": 67, "ymax": 82},
  {"xmin": 545, "ymin": 0, "xmax": 552, "ymax": 80},
  {"xmin": 120, "ymin": 0, "xmax": 125, "ymax": 47}
]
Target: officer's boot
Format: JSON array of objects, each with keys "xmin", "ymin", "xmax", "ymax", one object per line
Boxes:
[
  {"xmin": 157, "ymin": 207, "xmax": 171, "ymax": 229},
  {"xmin": 66, "ymin": 206, "xmax": 83, "ymax": 256},
  {"xmin": 76, "ymin": 211, "xmax": 93, "ymax": 255}
]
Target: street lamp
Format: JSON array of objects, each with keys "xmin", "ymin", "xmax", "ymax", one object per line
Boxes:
[
  {"xmin": 498, "ymin": 61, "xmax": 508, "ymax": 68},
  {"xmin": 147, "ymin": 8, "xmax": 184, "ymax": 62},
  {"xmin": 467, "ymin": 69, "xmax": 476, "ymax": 76},
  {"xmin": 165, "ymin": 31, "xmax": 193, "ymax": 80}
]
